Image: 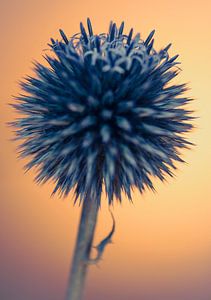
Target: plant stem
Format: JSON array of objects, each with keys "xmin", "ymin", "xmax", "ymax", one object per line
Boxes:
[{"xmin": 66, "ymin": 198, "xmax": 99, "ymax": 300}]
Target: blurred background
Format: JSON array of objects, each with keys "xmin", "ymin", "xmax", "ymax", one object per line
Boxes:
[{"xmin": 0, "ymin": 0, "xmax": 210, "ymax": 299}]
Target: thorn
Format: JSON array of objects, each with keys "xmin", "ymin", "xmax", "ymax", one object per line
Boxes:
[
  {"xmin": 168, "ymin": 54, "xmax": 179, "ymax": 63},
  {"xmin": 127, "ymin": 28, "xmax": 133, "ymax": 45},
  {"xmin": 87, "ymin": 18, "xmax": 93, "ymax": 36},
  {"xmin": 59, "ymin": 29, "xmax": 69, "ymax": 44},
  {"xmin": 118, "ymin": 21, "xmax": 124, "ymax": 36},
  {"xmin": 108, "ymin": 21, "xmax": 113, "ymax": 34},
  {"xmin": 80, "ymin": 22, "xmax": 88, "ymax": 43},
  {"xmin": 145, "ymin": 29, "xmax": 155, "ymax": 46},
  {"xmin": 163, "ymin": 43, "xmax": 172, "ymax": 52},
  {"xmin": 110, "ymin": 23, "xmax": 117, "ymax": 42},
  {"xmin": 50, "ymin": 38, "xmax": 55, "ymax": 44}
]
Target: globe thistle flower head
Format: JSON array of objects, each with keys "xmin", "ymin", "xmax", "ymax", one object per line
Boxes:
[{"xmin": 12, "ymin": 19, "xmax": 193, "ymax": 205}]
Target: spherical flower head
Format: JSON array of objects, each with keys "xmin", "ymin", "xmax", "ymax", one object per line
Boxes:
[{"xmin": 12, "ymin": 19, "xmax": 193, "ymax": 204}]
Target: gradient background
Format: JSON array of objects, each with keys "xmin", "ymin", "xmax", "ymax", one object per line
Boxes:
[{"xmin": 1, "ymin": 0, "xmax": 210, "ymax": 299}]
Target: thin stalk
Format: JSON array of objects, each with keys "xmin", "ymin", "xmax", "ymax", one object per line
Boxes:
[{"xmin": 66, "ymin": 198, "xmax": 99, "ymax": 300}]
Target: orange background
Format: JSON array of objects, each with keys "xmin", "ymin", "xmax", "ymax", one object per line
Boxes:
[{"xmin": 0, "ymin": 0, "xmax": 210, "ymax": 299}]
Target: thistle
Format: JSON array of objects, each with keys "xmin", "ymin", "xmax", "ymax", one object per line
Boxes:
[{"xmin": 11, "ymin": 19, "xmax": 193, "ymax": 300}]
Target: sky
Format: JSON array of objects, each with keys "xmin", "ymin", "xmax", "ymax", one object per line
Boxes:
[{"xmin": 0, "ymin": 0, "xmax": 211, "ymax": 299}]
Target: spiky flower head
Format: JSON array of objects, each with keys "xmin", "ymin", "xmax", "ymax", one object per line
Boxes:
[{"xmin": 12, "ymin": 19, "xmax": 193, "ymax": 204}]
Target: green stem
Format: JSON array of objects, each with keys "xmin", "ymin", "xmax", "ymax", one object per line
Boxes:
[{"xmin": 65, "ymin": 198, "xmax": 99, "ymax": 300}]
